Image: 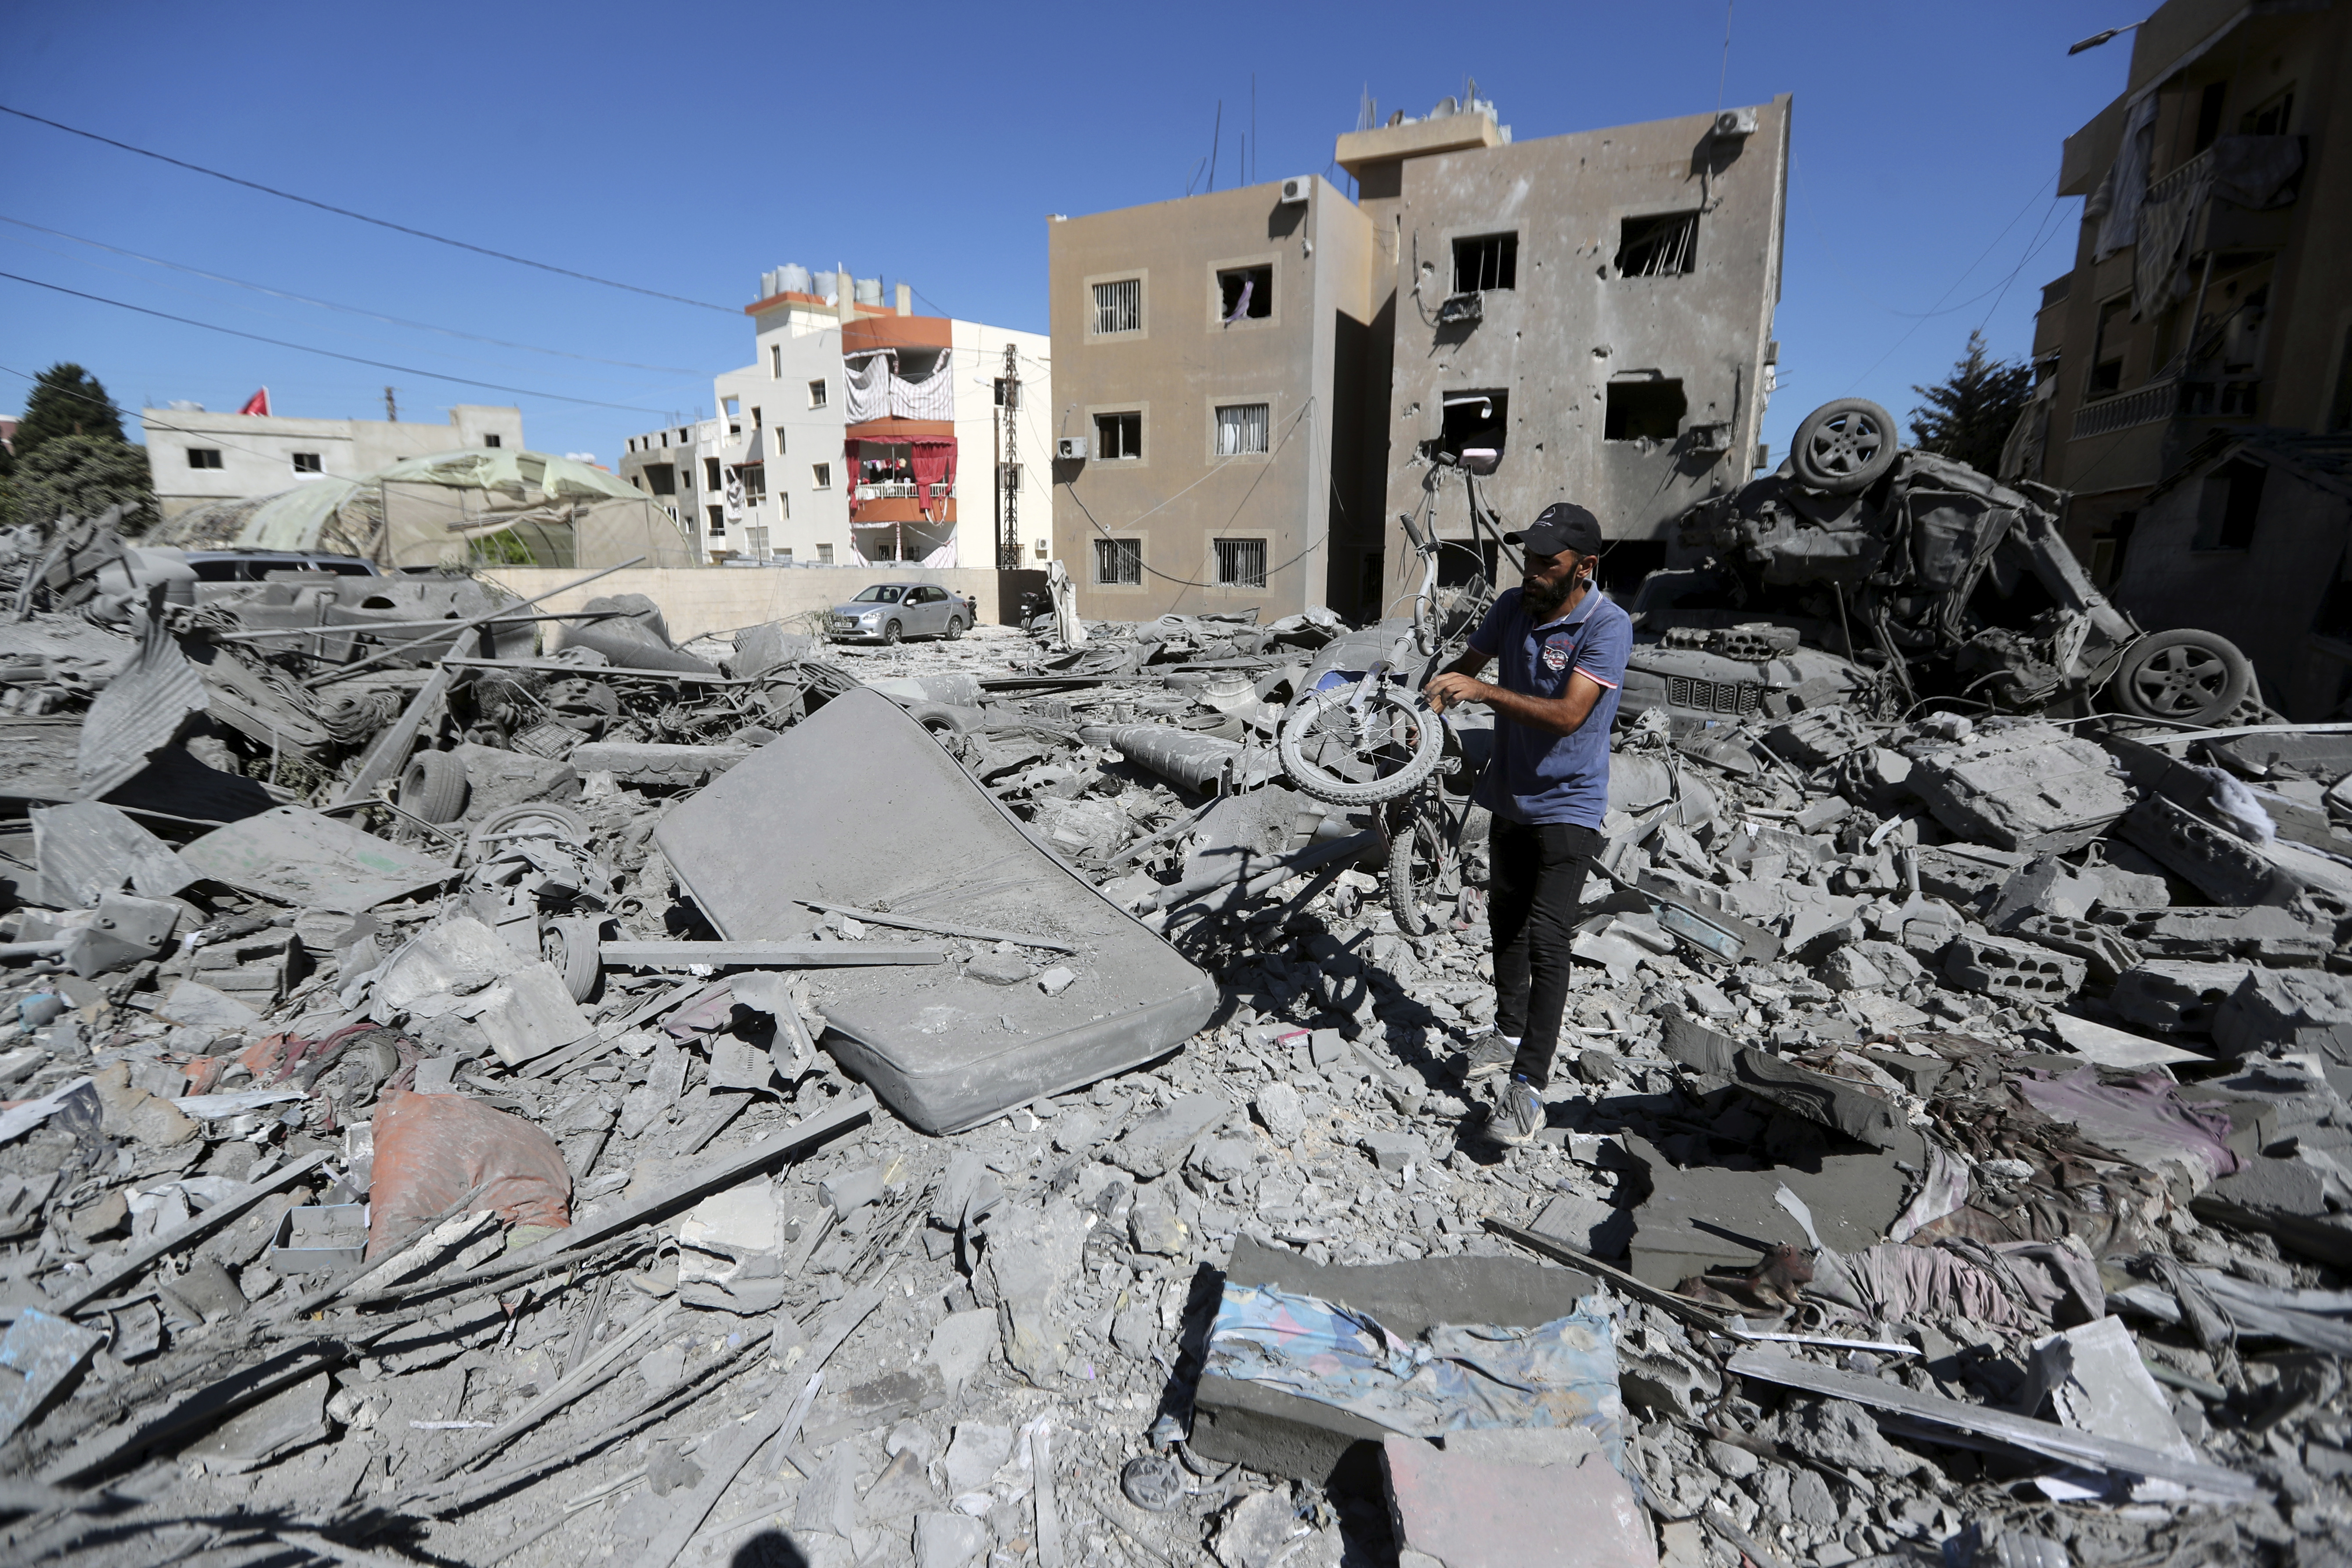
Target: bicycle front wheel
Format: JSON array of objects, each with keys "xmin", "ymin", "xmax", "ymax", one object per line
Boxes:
[{"xmin": 1277, "ymin": 685, "xmax": 1446, "ymax": 805}]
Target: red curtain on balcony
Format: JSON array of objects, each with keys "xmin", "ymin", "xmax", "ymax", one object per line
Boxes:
[{"xmin": 911, "ymin": 437, "xmax": 955, "ymax": 516}]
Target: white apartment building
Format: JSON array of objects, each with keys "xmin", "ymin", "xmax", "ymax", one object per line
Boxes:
[
  {"xmin": 142, "ymin": 403, "xmax": 523, "ymax": 520},
  {"xmin": 623, "ymin": 264, "xmax": 1050, "ymax": 567}
]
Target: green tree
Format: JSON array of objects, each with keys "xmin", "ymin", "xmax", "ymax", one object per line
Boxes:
[
  {"xmin": 9, "ymin": 363, "xmax": 125, "ymax": 460},
  {"xmin": 0, "ymin": 433, "xmax": 156, "ymax": 532},
  {"xmin": 1908, "ymin": 330, "xmax": 2034, "ymax": 477}
]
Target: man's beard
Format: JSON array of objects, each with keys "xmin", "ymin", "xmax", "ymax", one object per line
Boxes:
[{"xmin": 1523, "ymin": 574, "xmax": 1572, "ymax": 616}]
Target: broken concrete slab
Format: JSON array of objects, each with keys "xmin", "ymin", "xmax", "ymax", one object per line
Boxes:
[
  {"xmin": 1908, "ymin": 724, "xmax": 2135, "ymax": 854},
  {"xmin": 2110, "ymin": 960, "xmax": 2254, "ymax": 1035},
  {"xmin": 175, "ymin": 805, "xmax": 454, "ymax": 912},
  {"xmin": 1620, "ymin": 1134, "xmax": 1911, "ymax": 1291},
  {"xmin": 1382, "ymin": 1429, "xmax": 1658, "ymax": 1568},
  {"xmin": 655, "ymin": 689, "xmax": 1215, "ymax": 1133}
]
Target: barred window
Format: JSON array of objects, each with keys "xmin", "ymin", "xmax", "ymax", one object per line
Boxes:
[
  {"xmin": 1215, "ymin": 402, "xmax": 1270, "ymax": 456},
  {"xmin": 1616, "ymin": 211, "xmax": 1699, "ymax": 277},
  {"xmin": 1214, "ymin": 538, "xmax": 1267, "ymax": 588},
  {"xmin": 1095, "ymin": 537, "xmax": 1143, "ymax": 586},
  {"xmin": 1093, "ymin": 278, "xmax": 1142, "ymax": 334}
]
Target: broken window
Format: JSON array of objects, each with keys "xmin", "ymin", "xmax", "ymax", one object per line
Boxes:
[
  {"xmin": 187, "ymin": 448, "xmax": 222, "ymax": 469},
  {"xmin": 1215, "ymin": 403, "xmax": 1270, "ymax": 456},
  {"xmin": 705, "ymin": 458, "xmax": 723, "ymax": 491},
  {"xmin": 1439, "ymin": 390, "xmax": 1507, "ymax": 462},
  {"xmin": 811, "ymin": 463, "xmax": 832, "ymax": 489},
  {"xmin": 1215, "ymin": 538, "xmax": 1268, "ymax": 588},
  {"xmin": 1452, "ymin": 233, "xmax": 1517, "ymax": 293},
  {"xmin": 808, "ymin": 378, "xmax": 827, "ymax": 409},
  {"xmin": 1095, "ymin": 412, "xmax": 1143, "ymax": 461},
  {"xmin": 1095, "ymin": 537, "xmax": 1143, "ymax": 586},
  {"xmin": 738, "ymin": 464, "xmax": 766, "ymax": 503},
  {"xmin": 644, "ymin": 465, "xmax": 675, "ymax": 496},
  {"xmin": 2191, "ymin": 457, "xmax": 2267, "ymax": 550},
  {"xmin": 1093, "ymin": 278, "xmax": 1143, "ymax": 335},
  {"xmin": 2088, "ymin": 296, "xmax": 2130, "ymax": 397},
  {"xmin": 1615, "ymin": 212, "xmax": 1699, "ymax": 278},
  {"xmin": 1218, "ymin": 266, "xmax": 1273, "ymax": 322},
  {"xmin": 1605, "ymin": 379, "xmax": 1687, "ymax": 441},
  {"xmin": 290, "ymin": 452, "xmax": 322, "ymax": 474}
]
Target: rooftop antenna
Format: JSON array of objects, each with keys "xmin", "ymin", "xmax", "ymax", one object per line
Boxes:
[{"xmin": 1209, "ymin": 100, "xmax": 1221, "ymax": 192}]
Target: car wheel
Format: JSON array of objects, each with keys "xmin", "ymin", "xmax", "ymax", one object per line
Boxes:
[
  {"xmin": 541, "ymin": 915, "xmax": 602, "ymax": 1003},
  {"xmin": 1790, "ymin": 398, "xmax": 1899, "ymax": 494},
  {"xmin": 944, "ymin": 617, "xmax": 965, "ymax": 641},
  {"xmin": 882, "ymin": 620, "xmax": 903, "ymax": 645},
  {"xmin": 2111, "ymin": 628, "xmax": 2254, "ymax": 726},
  {"xmin": 396, "ymin": 749, "xmax": 469, "ymax": 824}
]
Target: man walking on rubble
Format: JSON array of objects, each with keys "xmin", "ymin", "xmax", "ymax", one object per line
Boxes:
[{"xmin": 1424, "ymin": 503, "xmax": 1631, "ymax": 1145}]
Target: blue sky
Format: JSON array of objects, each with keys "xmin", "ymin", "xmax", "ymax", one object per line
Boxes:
[{"xmin": 2, "ymin": 0, "xmax": 2137, "ymax": 475}]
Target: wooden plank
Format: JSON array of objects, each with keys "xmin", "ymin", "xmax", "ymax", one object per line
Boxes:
[
  {"xmin": 598, "ymin": 941, "xmax": 946, "ymax": 968},
  {"xmin": 1723, "ymin": 1347, "xmax": 2258, "ymax": 1499}
]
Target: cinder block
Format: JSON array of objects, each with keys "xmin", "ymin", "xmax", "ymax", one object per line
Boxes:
[{"xmin": 1941, "ymin": 931, "xmax": 2085, "ymax": 1002}]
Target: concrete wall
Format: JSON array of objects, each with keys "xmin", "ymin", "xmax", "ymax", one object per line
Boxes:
[
  {"xmin": 1380, "ymin": 99, "xmax": 1790, "ymax": 573},
  {"xmin": 477, "ymin": 564, "xmax": 1013, "ymax": 644},
  {"xmin": 1047, "ymin": 176, "xmax": 1373, "ymax": 624},
  {"xmin": 952, "ymin": 317, "xmax": 1054, "ymax": 570},
  {"xmin": 144, "ymin": 405, "xmax": 524, "ymax": 518}
]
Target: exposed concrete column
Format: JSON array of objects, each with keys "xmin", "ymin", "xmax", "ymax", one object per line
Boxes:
[
  {"xmin": 896, "ymin": 282, "xmax": 912, "ymax": 317},
  {"xmin": 837, "ymin": 261, "xmax": 854, "ymax": 326}
]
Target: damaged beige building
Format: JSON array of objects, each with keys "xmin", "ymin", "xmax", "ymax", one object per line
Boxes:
[{"xmin": 1048, "ymin": 95, "xmax": 1791, "ymax": 621}]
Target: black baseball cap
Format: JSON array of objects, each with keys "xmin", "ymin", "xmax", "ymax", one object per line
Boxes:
[{"xmin": 1505, "ymin": 502, "xmax": 1604, "ymax": 558}]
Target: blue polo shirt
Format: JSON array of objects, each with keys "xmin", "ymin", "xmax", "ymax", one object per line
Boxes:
[{"xmin": 1465, "ymin": 585, "xmax": 1632, "ymax": 828}]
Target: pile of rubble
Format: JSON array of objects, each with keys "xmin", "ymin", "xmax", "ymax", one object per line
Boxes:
[{"xmin": 0, "ymin": 504, "xmax": 2347, "ymax": 1568}]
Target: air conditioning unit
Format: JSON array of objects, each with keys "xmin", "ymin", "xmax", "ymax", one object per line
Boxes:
[
  {"xmin": 1056, "ymin": 436, "xmax": 1088, "ymax": 461},
  {"xmin": 1278, "ymin": 177, "xmax": 1311, "ymax": 205},
  {"xmin": 1713, "ymin": 106, "xmax": 1758, "ymax": 138}
]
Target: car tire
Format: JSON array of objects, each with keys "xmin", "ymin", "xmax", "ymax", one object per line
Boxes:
[
  {"xmin": 542, "ymin": 915, "xmax": 602, "ymax": 1003},
  {"xmin": 944, "ymin": 616, "xmax": 965, "ymax": 641},
  {"xmin": 397, "ymin": 749, "xmax": 469, "ymax": 824},
  {"xmin": 882, "ymin": 620, "xmax": 903, "ymax": 645},
  {"xmin": 1790, "ymin": 397, "xmax": 1899, "ymax": 494},
  {"xmin": 2111, "ymin": 628, "xmax": 2254, "ymax": 726}
]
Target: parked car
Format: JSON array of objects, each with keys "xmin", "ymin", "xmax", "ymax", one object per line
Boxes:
[{"xmin": 827, "ymin": 583, "xmax": 975, "ymax": 643}]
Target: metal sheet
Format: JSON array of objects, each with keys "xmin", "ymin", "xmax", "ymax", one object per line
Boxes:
[{"xmin": 175, "ymin": 806, "xmax": 453, "ymax": 912}]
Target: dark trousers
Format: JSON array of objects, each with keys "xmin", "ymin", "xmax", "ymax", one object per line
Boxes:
[{"xmin": 1487, "ymin": 817, "xmax": 1601, "ymax": 1091}]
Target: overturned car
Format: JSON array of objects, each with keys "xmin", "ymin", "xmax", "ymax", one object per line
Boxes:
[{"xmin": 1625, "ymin": 397, "xmax": 2257, "ymax": 731}]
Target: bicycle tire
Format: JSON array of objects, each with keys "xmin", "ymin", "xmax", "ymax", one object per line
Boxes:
[
  {"xmin": 1386, "ymin": 810, "xmax": 1450, "ymax": 936},
  {"xmin": 1278, "ymin": 685, "xmax": 1445, "ymax": 805}
]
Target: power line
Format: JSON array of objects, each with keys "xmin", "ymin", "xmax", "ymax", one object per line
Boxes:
[
  {"xmin": 0, "ymin": 102, "xmax": 736, "ymax": 314},
  {"xmin": 0, "ymin": 214, "xmax": 709, "ymax": 377},
  {"xmin": 0, "ymin": 271, "xmax": 677, "ymax": 415},
  {"xmin": 0, "ymin": 360, "xmax": 370, "ymax": 483}
]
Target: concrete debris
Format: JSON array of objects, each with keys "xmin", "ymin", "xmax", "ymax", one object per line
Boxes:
[{"xmin": 0, "ymin": 502, "xmax": 2343, "ymax": 1568}]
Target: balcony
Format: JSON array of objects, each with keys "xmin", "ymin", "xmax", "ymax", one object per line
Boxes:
[
  {"xmin": 2073, "ymin": 380, "xmax": 2181, "ymax": 441},
  {"xmin": 855, "ymin": 481, "xmax": 920, "ymax": 500}
]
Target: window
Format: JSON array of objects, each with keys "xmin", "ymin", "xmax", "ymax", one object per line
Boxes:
[
  {"xmin": 290, "ymin": 452, "xmax": 322, "ymax": 474},
  {"xmin": 771, "ymin": 345, "xmax": 782, "ymax": 378},
  {"xmin": 484, "ymin": 434, "xmax": 502, "ymax": 448},
  {"xmin": 705, "ymin": 458, "xmax": 723, "ymax": 491},
  {"xmin": 2088, "ymin": 296, "xmax": 2130, "ymax": 397},
  {"xmin": 2243, "ymin": 87, "xmax": 2294, "ymax": 137},
  {"xmin": 1094, "ymin": 537, "xmax": 1143, "ymax": 585},
  {"xmin": 1094, "ymin": 412, "xmax": 1142, "ymax": 460},
  {"xmin": 1615, "ymin": 212, "xmax": 1698, "ymax": 277},
  {"xmin": 811, "ymin": 463, "xmax": 832, "ymax": 489},
  {"xmin": 778, "ymin": 493, "xmax": 789, "ymax": 520},
  {"xmin": 723, "ymin": 397, "xmax": 739, "ymax": 416},
  {"xmin": 808, "ymin": 379, "xmax": 827, "ymax": 409},
  {"xmin": 1605, "ymin": 379, "xmax": 1686, "ymax": 441},
  {"xmin": 1215, "ymin": 403, "xmax": 1270, "ymax": 456},
  {"xmin": 1218, "ymin": 265, "xmax": 1273, "ymax": 321},
  {"xmin": 745, "ymin": 525, "xmax": 769, "ymax": 559},
  {"xmin": 1214, "ymin": 538, "xmax": 1267, "ymax": 588},
  {"xmin": 1440, "ymin": 390, "xmax": 1508, "ymax": 461},
  {"xmin": 187, "ymin": 448, "xmax": 223, "ymax": 469},
  {"xmin": 778, "ymin": 546, "xmax": 794, "ymax": 561},
  {"xmin": 738, "ymin": 464, "xmax": 766, "ymax": 502},
  {"xmin": 1093, "ymin": 278, "xmax": 1142, "ymax": 334},
  {"xmin": 706, "ymin": 505, "xmax": 725, "ymax": 533},
  {"xmin": 1452, "ymin": 234, "xmax": 1518, "ymax": 293},
  {"xmin": 678, "ymin": 464, "xmax": 693, "ymax": 491},
  {"xmin": 817, "ymin": 543, "xmax": 834, "ymax": 564},
  {"xmin": 751, "ymin": 406, "xmax": 762, "ymax": 428},
  {"xmin": 2192, "ymin": 457, "xmax": 2267, "ymax": 550},
  {"xmin": 2193, "ymin": 80, "xmax": 2229, "ymax": 154},
  {"xmin": 644, "ymin": 465, "xmax": 676, "ymax": 496}
]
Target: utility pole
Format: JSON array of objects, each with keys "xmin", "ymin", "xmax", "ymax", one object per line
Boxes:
[
  {"xmin": 384, "ymin": 386, "xmax": 398, "ymax": 422},
  {"xmin": 998, "ymin": 344, "xmax": 1021, "ymax": 570}
]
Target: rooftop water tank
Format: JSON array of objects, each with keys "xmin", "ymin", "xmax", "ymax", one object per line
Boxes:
[
  {"xmin": 854, "ymin": 276, "xmax": 884, "ymax": 307},
  {"xmin": 777, "ymin": 263, "xmax": 812, "ymax": 296}
]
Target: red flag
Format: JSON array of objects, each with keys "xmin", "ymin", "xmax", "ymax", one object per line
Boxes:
[{"xmin": 239, "ymin": 387, "xmax": 270, "ymax": 416}]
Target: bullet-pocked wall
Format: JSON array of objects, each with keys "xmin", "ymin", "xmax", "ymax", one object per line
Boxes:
[{"xmin": 1376, "ymin": 99, "xmax": 1790, "ymax": 604}]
